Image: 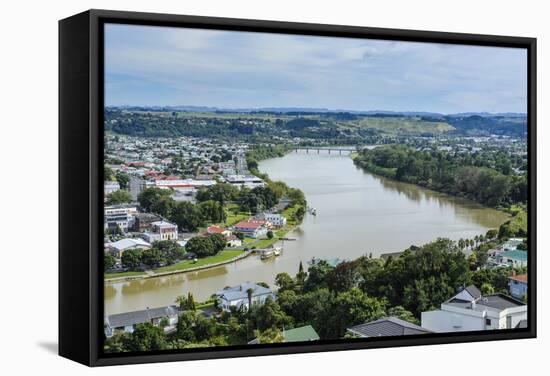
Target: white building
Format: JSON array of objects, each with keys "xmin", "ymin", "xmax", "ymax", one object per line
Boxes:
[
  {"xmin": 105, "ymin": 238, "xmax": 151, "ymax": 258},
  {"xmin": 142, "ymin": 220, "xmax": 178, "ymax": 242},
  {"xmin": 104, "ymin": 181, "xmax": 120, "ymax": 195},
  {"xmin": 225, "ymin": 174, "xmax": 265, "ymax": 189},
  {"xmin": 260, "ymin": 213, "xmax": 287, "ymax": 227},
  {"xmin": 421, "ymin": 285, "xmax": 527, "ymax": 333},
  {"xmin": 215, "ymin": 282, "xmax": 275, "ymax": 312},
  {"xmin": 104, "ymin": 204, "xmax": 138, "ymax": 232}
]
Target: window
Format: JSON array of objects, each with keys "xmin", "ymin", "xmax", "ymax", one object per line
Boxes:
[{"xmin": 485, "ymin": 318, "xmax": 491, "ymax": 326}]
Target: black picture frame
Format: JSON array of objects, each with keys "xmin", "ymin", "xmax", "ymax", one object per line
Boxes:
[{"xmin": 59, "ymin": 9, "xmax": 537, "ymax": 367}]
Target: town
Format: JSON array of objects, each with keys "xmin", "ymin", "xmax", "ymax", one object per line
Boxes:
[{"xmin": 102, "ymin": 128, "xmax": 528, "ymax": 352}]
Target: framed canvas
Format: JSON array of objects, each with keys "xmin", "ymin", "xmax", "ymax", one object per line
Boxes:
[{"xmin": 59, "ymin": 9, "xmax": 536, "ymax": 366}]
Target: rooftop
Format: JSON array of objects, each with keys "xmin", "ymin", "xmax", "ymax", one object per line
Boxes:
[
  {"xmin": 215, "ymin": 282, "xmax": 273, "ymax": 302},
  {"xmin": 348, "ymin": 317, "xmax": 430, "ymax": 338},
  {"xmin": 106, "ymin": 306, "xmax": 178, "ymax": 328},
  {"xmin": 509, "ymin": 273, "xmax": 528, "ymax": 283},
  {"xmin": 501, "ymin": 250, "xmax": 528, "ymax": 261},
  {"xmin": 283, "ymin": 325, "xmax": 320, "ymax": 342},
  {"xmin": 106, "ymin": 238, "xmax": 151, "ymax": 251}
]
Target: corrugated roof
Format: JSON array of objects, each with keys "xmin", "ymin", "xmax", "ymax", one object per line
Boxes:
[
  {"xmin": 283, "ymin": 325, "xmax": 320, "ymax": 342},
  {"xmin": 348, "ymin": 317, "xmax": 429, "ymax": 338},
  {"xmin": 106, "ymin": 306, "xmax": 177, "ymax": 328}
]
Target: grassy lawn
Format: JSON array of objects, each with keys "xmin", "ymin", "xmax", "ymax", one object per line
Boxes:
[
  {"xmin": 282, "ymin": 204, "xmax": 304, "ymax": 225},
  {"xmin": 104, "ymin": 270, "xmax": 146, "ymax": 280},
  {"xmin": 508, "ymin": 210, "xmax": 528, "ymax": 235},
  {"xmin": 152, "ymin": 250, "xmax": 244, "ymax": 273},
  {"xmin": 243, "ymin": 237, "xmax": 255, "ymax": 244},
  {"xmin": 253, "ymin": 238, "xmax": 278, "ymax": 249}
]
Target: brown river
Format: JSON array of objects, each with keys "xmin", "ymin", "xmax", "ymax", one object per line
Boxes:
[{"xmin": 104, "ymin": 151, "xmax": 509, "ymax": 314}]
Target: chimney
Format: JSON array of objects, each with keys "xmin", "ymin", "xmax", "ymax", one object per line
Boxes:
[
  {"xmin": 471, "ymin": 301, "xmax": 476, "ymax": 310},
  {"xmin": 512, "ymin": 270, "xmax": 516, "ymax": 276}
]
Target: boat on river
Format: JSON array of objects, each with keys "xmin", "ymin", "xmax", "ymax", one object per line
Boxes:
[{"xmin": 260, "ymin": 247, "xmax": 283, "ymax": 260}]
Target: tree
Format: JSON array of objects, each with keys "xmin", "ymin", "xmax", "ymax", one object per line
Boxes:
[
  {"xmin": 275, "ymin": 272, "xmax": 295, "ymax": 292},
  {"xmin": 107, "ymin": 189, "xmax": 133, "ymax": 205},
  {"xmin": 480, "ymin": 282, "xmax": 495, "ymax": 295},
  {"xmin": 115, "ymin": 171, "xmax": 130, "ymax": 190},
  {"xmin": 266, "ymin": 230, "xmax": 274, "ymax": 240},
  {"xmin": 153, "ymin": 240, "xmax": 185, "ymax": 264},
  {"xmin": 121, "ymin": 248, "xmax": 142, "ymax": 269},
  {"xmin": 104, "ymin": 253, "xmax": 116, "ymax": 271},
  {"xmin": 234, "ymin": 232, "xmax": 245, "ymax": 240},
  {"xmin": 197, "ymin": 200, "xmax": 225, "ymax": 223},
  {"xmin": 324, "ymin": 288, "xmax": 386, "ymax": 338},
  {"xmin": 254, "ymin": 328, "xmax": 284, "ymax": 344},
  {"xmin": 208, "ymin": 233, "xmax": 227, "ymax": 254},
  {"xmin": 150, "ymin": 196, "xmax": 174, "ymax": 218},
  {"xmin": 170, "ymin": 201, "xmax": 204, "ymax": 232},
  {"xmin": 304, "ymin": 260, "xmax": 334, "ymax": 292},
  {"xmin": 185, "ymin": 236, "xmax": 215, "ymax": 258},
  {"xmin": 123, "ymin": 323, "xmax": 166, "ymax": 352},
  {"xmin": 104, "ymin": 165, "xmax": 114, "ymax": 181},
  {"xmin": 138, "ymin": 187, "xmax": 173, "ymax": 213},
  {"xmin": 140, "ymin": 248, "xmax": 166, "ymax": 267},
  {"xmin": 327, "ymin": 260, "xmax": 361, "ymax": 293},
  {"xmin": 387, "ymin": 306, "xmax": 419, "ymax": 325},
  {"xmin": 293, "ymin": 206, "xmax": 306, "ymax": 222},
  {"xmin": 486, "ymin": 229, "xmax": 498, "ymax": 240}
]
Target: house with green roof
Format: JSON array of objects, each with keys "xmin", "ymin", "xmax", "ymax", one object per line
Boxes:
[
  {"xmin": 497, "ymin": 250, "xmax": 528, "ymax": 268},
  {"xmin": 248, "ymin": 325, "xmax": 320, "ymax": 344}
]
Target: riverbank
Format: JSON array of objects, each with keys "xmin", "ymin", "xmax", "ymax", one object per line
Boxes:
[{"xmin": 104, "ymin": 249, "xmax": 249, "ymax": 283}]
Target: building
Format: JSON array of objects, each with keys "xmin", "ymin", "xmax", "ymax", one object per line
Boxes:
[
  {"xmin": 421, "ymin": 285, "xmax": 527, "ymax": 333},
  {"xmin": 105, "ymin": 238, "xmax": 151, "ymax": 258},
  {"xmin": 225, "ymin": 174, "xmax": 265, "ymax": 189},
  {"xmin": 226, "ymin": 235, "xmax": 242, "ymax": 248},
  {"xmin": 207, "ymin": 225, "xmax": 232, "ymax": 237},
  {"xmin": 142, "ymin": 220, "xmax": 178, "ymax": 242},
  {"xmin": 232, "ymin": 220, "xmax": 268, "ymax": 239},
  {"xmin": 104, "ymin": 181, "xmax": 120, "ymax": 195},
  {"xmin": 132, "ymin": 212, "xmax": 161, "ymax": 232},
  {"xmin": 509, "ymin": 273, "xmax": 528, "ymax": 300},
  {"xmin": 258, "ymin": 213, "xmax": 287, "ymax": 227},
  {"xmin": 502, "ymin": 238, "xmax": 524, "ymax": 251},
  {"xmin": 104, "ymin": 204, "xmax": 138, "ymax": 232},
  {"xmin": 215, "ymin": 282, "xmax": 275, "ymax": 312},
  {"xmin": 497, "ymin": 250, "xmax": 528, "ymax": 268},
  {"xmin": 104, "ymin": 306, "xmax": 178, "ymax": 338},
  {"xmin": 248, "ymin": 325, "xmax": 320, "ymax": 344},
  {"xmin": 347, "ymin": 317, "xmax": 430, "ymax": 338}
]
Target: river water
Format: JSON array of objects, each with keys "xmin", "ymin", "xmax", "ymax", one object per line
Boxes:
[{"xmin": 104, "ymin": 151, "xmax": 509, "ymax": 314}]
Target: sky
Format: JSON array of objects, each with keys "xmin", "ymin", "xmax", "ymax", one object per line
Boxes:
[{"xmin": 104, "ymin": 23, "xmax": 527, "ymax": 114}]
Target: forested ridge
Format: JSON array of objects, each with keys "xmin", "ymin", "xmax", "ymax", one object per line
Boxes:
[{"xmin": 354, "ymin": 145, "xmax": 527, "ymax": 208}]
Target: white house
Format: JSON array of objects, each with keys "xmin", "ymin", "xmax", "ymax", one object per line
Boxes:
[
  {"xmin": 106, "ymin": 238, "xmax": 151, "ymax": 258},
  {"xmin": 421, "ymin": 285, "xmax": 527, "ymax": 333},
  {"xmin": 232, "ymin": 220, "xmax": 269, "ymax": 239},
  {"xmin": 215, "ymin": 282, "xmax": 275, "ymax": 312},
  {"xmin": 142, "ymin": 220, "xmax": 178, "ymax": 242},
  {"xmin": 508, "ymin": 274, "xmax": 528, "ymax": 300},
  {"xmin": 225, "ymin": 174, "xmax": 265, "ymax": 189},
  {"xmin": 259, "ymin": 213, "xmax": 287, "ymax": 228},
  {"xmin": 104, "ymin": 306, "xmax": 178, "ymax": 338}
]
